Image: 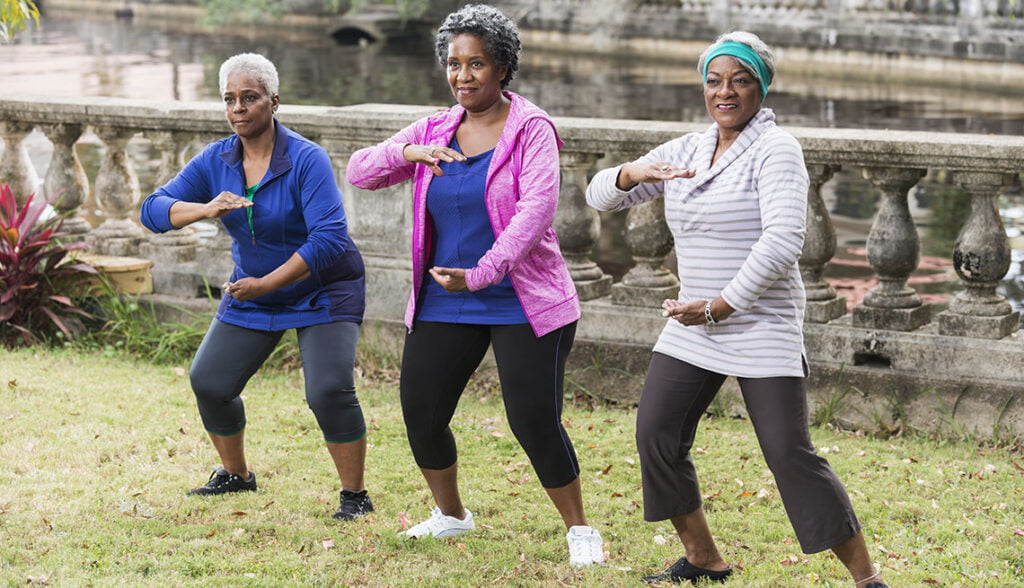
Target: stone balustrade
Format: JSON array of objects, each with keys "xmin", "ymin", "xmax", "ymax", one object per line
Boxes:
[{"xmin": 1, "ymin": 95, "xmax": 1022, "ymax": 437}]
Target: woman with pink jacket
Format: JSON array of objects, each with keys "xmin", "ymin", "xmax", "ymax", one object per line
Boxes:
[{"xmin": 346, "ymin": 4, "xmax": 604, "ymax": 567}]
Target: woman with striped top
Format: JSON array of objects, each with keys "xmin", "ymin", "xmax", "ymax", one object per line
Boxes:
[{"xmin": 586, "ymin": 32, "xmax": 887, "ymax": 587}]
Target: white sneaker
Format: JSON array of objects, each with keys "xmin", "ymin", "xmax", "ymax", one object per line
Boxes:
[
  {"xmin": 401, "ymin": 506, "xmax": 475, "ymax": 539},
  {"xmin": 566, "ymin": 525, "xmax": 605, "ymax": 567}
]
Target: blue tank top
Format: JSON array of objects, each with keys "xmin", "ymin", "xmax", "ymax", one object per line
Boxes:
[{"xmin": 416, "ymin": 137, "xmax": 527, "ymax": 324}]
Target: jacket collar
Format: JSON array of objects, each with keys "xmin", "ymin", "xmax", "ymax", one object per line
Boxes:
[
  {"xmin": 688, "ymin": 108, "xmax": 775, "ymax": 191},
  {"xmin": 430, "ymin": 91, "xmax": 562, "ymax": 167},
  {"xmin": 219, "ymin": 118, "xmax": 292, "ymax": 181}
]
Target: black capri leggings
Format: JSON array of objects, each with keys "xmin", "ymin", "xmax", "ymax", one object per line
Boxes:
[
  {"xmin": 399, "ymin": 320, "xmax": 579, "ymax": 489},
  {"xmin": 189, "ymin": 319, "xmax": 365, "ymax": 443}
]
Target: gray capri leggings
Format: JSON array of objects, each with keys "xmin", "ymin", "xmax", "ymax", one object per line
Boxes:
[
  {"xmin": 636, "ymin": 352, "xmax": 861, "ymax": 554},
  {"xmin": 189, "ymin": 319, "xmax": 365, "ymax": 443}
]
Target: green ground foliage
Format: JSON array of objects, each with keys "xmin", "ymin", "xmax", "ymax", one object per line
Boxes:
[{"xmin": 1, "ymin": 343, "xmax": 1022, "ymax": 586}]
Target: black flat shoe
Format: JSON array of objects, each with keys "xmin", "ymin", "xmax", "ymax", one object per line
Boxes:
[
  {"xmin": 641, "ymin": 556, "xmax": 732, "ymax": 584},
  {"xmin": 864, "ymin": 583, "xmax": 888, "ymax": 588}
]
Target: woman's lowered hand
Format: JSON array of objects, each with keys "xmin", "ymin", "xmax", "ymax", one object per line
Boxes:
[
  {"xmin": 429, "ymin": 266, "xmax": 468, "ymax": 292},
  {"xmin": 222, "ymin": 277, "xmax": 269, "ymax": 301},
  {"xmin": 403, "ymin": 144, "xmax": 467, "ymax": 177},
  {"xmin": 662, "ymin": 298, "xmax": 735, "ymax": 326},
  {"xmin": 661, "ymin": 299, "xmax": 706, "ymax": 326},
  {"xmin": 616, "ymin": 161, "xmax": 695, "ymax": 190}
]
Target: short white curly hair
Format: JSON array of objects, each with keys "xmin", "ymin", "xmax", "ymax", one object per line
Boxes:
[{"xmin": 218, "ymin": 53, "xmax": 280, "ymax": 96}]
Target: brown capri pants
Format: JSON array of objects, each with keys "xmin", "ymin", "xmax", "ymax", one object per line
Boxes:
[{"xmin": 636, "ymin": 352, "xmax": 861, "ymax": 554}]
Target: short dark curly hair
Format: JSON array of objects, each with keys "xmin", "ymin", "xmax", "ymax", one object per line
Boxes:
[{"xmin": 434, "ymin": 4, "xmax": 521, "ymax": 89}]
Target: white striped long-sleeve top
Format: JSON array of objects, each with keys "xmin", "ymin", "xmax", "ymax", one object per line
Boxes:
[{"xmin": 586, "ymin": 109, "xmax": 810, "ymax": 378}]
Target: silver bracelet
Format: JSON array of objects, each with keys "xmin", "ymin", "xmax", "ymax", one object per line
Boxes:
[{"xmin": 704, "ymin": 300, "xmax": 717, "ymax": 325}]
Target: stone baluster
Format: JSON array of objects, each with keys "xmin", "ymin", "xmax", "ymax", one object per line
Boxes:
[
  {"xmin": 853, "ymin": 166, "xmax": 930, "ymax": 330},
  {"xmin": 40, "ymin": 123, "xmax": 91, "ymax": 236},
  {"xmin": 555, "ymin": 150, "xmax": 611, "ymax": 300},
  {"xmin": 800, "ymin": 163, "xmax": 847, "ymax": 322},
  {"xmin": 88, "ymin": 126, "xmax": 144, "ymax": 256},
  {"xmin": 140, "ymin": 130, "xmax": 199, "ymax": 268},
  {"xmin": 610, "ymin": 198, "xmax": 679, "ymax": 306},
  {"xmin": 937, "ymin": 171, "xmax": 1020, "ymax": 338},
  {"xmin": 0, "ymin": 121, "xmax": 40, "ymax": 205}
]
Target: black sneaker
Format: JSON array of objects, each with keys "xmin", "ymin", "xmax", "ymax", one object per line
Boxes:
[
  {"xmin": 186, "ymin": 467, "xmax": 257, "ymax": 496},
  {"xmin": 333, "ymin": 489, "xmax": 374, "ymax": 521},
  {"xmin": 641, "ymin": 556, "xmax": 732, "ymax": 584}
]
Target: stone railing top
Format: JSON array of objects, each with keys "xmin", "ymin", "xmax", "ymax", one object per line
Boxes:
[{"xmin": 3, "ymin": 96, "xmax": 1024, "ymax": 174}]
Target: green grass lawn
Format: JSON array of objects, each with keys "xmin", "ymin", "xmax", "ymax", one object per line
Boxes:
[{"xmin": 1, "ymin": 345, "xmax": 1022, "ymax": 586}]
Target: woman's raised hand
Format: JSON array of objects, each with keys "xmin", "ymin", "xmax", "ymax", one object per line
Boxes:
[
  {"xmin": 616, "ymin": 161, "xmax": 696, "ymax": 190},
  {"xmin": 403, "ymin": 144, "xmax": 467, "ymax": 177},
  {"xmin": 204, "ymin": 191, "xmax": 253, "ymax": 218}
]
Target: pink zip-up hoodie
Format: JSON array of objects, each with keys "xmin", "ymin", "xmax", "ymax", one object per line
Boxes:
[{"xmin": 346, "ymin": 91, "xmax": 580, "ymax": 337}]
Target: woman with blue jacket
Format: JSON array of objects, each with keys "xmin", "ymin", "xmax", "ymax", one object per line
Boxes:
[{"xmin": 140, "ymin": 53, "xmax": 373, "ymax": 521}]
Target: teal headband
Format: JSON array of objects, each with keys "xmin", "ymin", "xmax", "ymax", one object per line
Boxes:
[{"xmin": 702, "ymin": 41, "xmax": 771, "ymax": 98}]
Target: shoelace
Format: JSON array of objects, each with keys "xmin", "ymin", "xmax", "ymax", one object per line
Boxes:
[
  {"xmin": 568, "ymin": 535, "xmax": 600, "ymax": 558},
  {"xmin": 339, "ymin": 493, "xmax": 369, "ymax": 516}
]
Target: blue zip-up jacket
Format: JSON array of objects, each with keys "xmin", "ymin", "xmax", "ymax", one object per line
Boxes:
[{"xmin": 140, "ymin": 120, "xmax": 365, "ymax": 331}]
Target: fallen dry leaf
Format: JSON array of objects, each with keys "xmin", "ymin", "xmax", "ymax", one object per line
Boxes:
[
  {"xmin": 206, "ymin": 529, "xmax": 217, "ymax": 537},
  {"xmin": 398, "ymin": 512, "xmax": 411, "ymax": 531},
  {"xmin": 653, "ymin": 535, "xmax": 667, "ymax": 545},
  {"xmin": 1013, "ymin": 528, "xmax": 1024, "ymax": 537},
  {"xmin": 230, "ymin": 510, "xmax": 247, "ymax": 517},
  {"xmin": 779, "ymin": 554, "xmax": 800, "ymax": 565},
  {"xmin": 26, "ymin": 573, "xmax": 50, "ymax": 585},
  {"xmin": 322, "ymin": 538, "xmax": 334, "ymax": 550},
  {"xmin": 172, "ymin": 367, "xmax": 187, "ymax": 377},
  {"xmin": 600, "ymin": 464, "xmax": 613, "ymax": 475}
]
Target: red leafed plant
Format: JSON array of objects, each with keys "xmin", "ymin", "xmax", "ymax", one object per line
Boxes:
[{"xmin": 0, "ymin": 183, "xmax": 98, "ymax": 347}]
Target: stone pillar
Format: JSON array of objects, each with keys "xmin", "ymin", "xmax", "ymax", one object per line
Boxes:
[
  {"xmin": 610, "ymin": 199, "xmax": 679, "ymax": 306},
  {"xmin": 40, "ymin": 123, "xmax": 91, "ymax": 236},
  {"xmin": 853, "ymin": 166, "xmax": 930, "ymax": 331},
  {"xmin": 139, "ymin": 130, "xmax": 199, "ymax": 267},
  {"xmin": 0, "ymin": 121, "xmax": 39, "ymax": 205},
  {"xmin": 801, "ymin": 163, "xmax": 847, "ymax": 323},
  {"xmin": 937, "ymin": 172, "xmax": 1020, "ymax": 339},
  {"xmin": 555, "ymin": 150, "xmax": 611, "ymax": 300},
  {"xmin": 88, "ymin": 126, "xmax": 144, "ymax": 256}
]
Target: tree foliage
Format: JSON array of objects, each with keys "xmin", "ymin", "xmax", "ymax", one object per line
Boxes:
[{"xmin": 0, "ymin": 0, "xmax": 39, "ymax": 43}]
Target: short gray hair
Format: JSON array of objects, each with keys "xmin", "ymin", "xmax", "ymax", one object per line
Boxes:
[
  {"xmin": 219, "ymin": 53, "xmax": 280, "ymax": 97},
  {"xmin": 697, "ymin": 31, "xmax": 776, "ymax": 87},
  {"xmin": 434, "ymin": 4, "xmax": 521, "ymax": 89}
]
